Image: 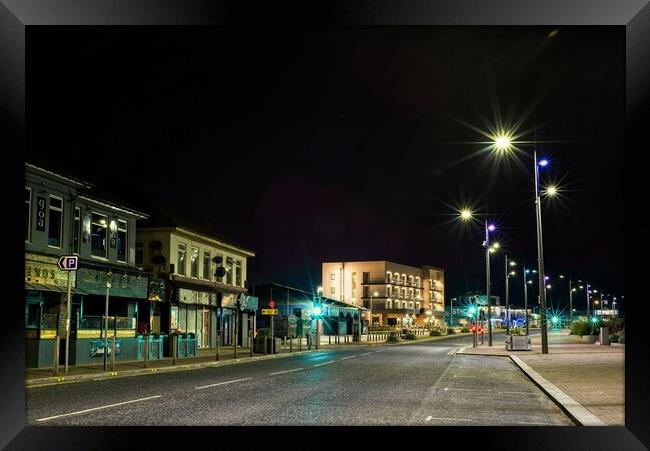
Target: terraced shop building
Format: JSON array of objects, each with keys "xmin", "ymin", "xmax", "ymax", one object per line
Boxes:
[
  {"xmin": 25, "ymin": 163, "xmax": 149, "ymax": 367},
  {"xmin": 135, "ymin": 203, "xmax": 256, "ymax": 350},
  {"xmin": 321, "ymin": 261, "xmax": 445, "ymax": 329}
]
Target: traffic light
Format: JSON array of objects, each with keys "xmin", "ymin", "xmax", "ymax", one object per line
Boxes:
[
  {"xmin": 470, "ymin": 324, "xmax": 477, "ymax": 333},
  {"xmin": 479, "ymin": 326, "xmax": 484, "ymax": 334}
]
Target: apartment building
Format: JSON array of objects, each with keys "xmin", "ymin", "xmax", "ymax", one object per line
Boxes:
[{"xmin": 321, "ymin": 261, "xmax": 445, "ymax": 328}]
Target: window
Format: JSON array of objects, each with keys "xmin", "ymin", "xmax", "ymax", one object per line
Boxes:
[
  {"xmin": 226, "ymin": 257, "xmax": 233, "ymax": 285},
  {"xmin": 394, "ymin": 301, "xmax": 400, "ymax": 309},
  {"xmin": 409, "ymin": 302, "xmax": 414, "ymax": 309},
  {"xmin": 203, "ymin": 251, "xmax": 211, "ymax": 280},
  {"xmin": 385, "ymin": 271, "xmax": 391, "ymax": 282},
  {"xmin": 135, "ymin": 242, "xmax": 144, "ymax": 265},
  {"xmin": 386, "ymin": 300, "xmax": 392, "ymax": 309},
  {"xmin": 330, "ymin": 286, "xmax": 335, "ymax": 295},
  {"xmin": 190, "ymin": 246, "xmax": 199, "ymax": 277},
  {"xmin": 73, "ymin": 208, "xmax": 81, "ymax": 254},
  {"xmin": 48, "ymin": 195, "xmax": 63, "ymax": 248},
  {"xmin": 91, "ymin": 213, "xmax": 108, "ymax": 257},
  {"xmin": 330, "ymin": 273, "xmax": 336, "ymax": 280},
  {"xmin": 387, "ymin": 286, "xmax": 391, "ymax": 297},
  {"xmin": 117, "ymin": 220, "xmax": 128, "ymax": 262},
  {"xmin": 215, "ymin": 254, "xmax": 224, "ymax": 282},
  {"xmin": 235, "ymin": 260, "xmax": 242, "ymax": 286},
  {"xmin": 416, "ymin": 302, "xmax": 421, "ymax": 310},
  {"xmin": 177, "ymin": 243, "xmax": 187, "ymax": 275},
  {"xmin": 25, "ymin": 187, "xmax": 31, "ymax": 242}
]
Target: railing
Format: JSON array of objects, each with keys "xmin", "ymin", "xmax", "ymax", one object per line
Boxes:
[{"xmin": 79, "ymin": 315, "xmax": 136, "ymax": 331}]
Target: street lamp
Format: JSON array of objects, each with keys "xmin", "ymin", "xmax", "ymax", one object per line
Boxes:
[
  {"xmin": 523, "ymin": 268, "xmax": 532, "ymax": 336},
  {"xmin": 505, "ymin": 256, "xmax": 516, "ymax": 335},
  {"xmin": 458, "ymin": 209, "xmax": 496, "ymax": 346},
  {"xmin": 316, "ymin": 286, "xmax": 323, "ymax": 350},
  {"xmin": 489, "ymin": 134, "xmax": 551, "ymax": 353}
]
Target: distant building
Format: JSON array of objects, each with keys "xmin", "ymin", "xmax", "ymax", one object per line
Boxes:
[
  {"xmin": 252, "ymin": 283, "xmax": 367, "ymax": 337},
  {"xmin": 321, "ymin": 261, "xmax": 445, "ymax": 328}
]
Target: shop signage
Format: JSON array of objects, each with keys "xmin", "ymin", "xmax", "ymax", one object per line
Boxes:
[
  {"xmin": 89, "ymin": 339, "xmax": 121, "ymax": 358},
  {"xmin": 148, "ymin": 278, "xmax": 166, "ymax": 301},
  {"xmin": 239, "ymin": 295, "xmax": 259, "ymax": 311},
  {"xmin": 178, "ymin": 288, "xmax": 212, "ymax": 305},
  {"xmin": 36, "ymin": 197, "xmax": 46, "ymax": 231},
  {"xmin": 77, "ymin": 267, "xmax": 147, "ymax": 298},
  {"xmin": 262, "ymin": 309, "xmax": 278, "ymax": 315},
  {"xmin": 170, "ymin": 306, "xmax": 179, "ymax": 330},
  {"xmin": 57, "ymin": 255, "xmax": 78, "ymax": 271},
  {"xmin": 25, "ymin": 253, "xmax": 76, "ymax": 287},
  {"xmin": 268, "ymin": 300, "xmax": 276, "ymax": 308}
]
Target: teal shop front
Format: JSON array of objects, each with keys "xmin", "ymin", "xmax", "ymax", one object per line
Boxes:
[{"xmin": 71, "ymin": 266, "xmax": 148, "ymax": 365}]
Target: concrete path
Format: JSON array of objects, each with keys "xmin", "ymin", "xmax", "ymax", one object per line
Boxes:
[{"xmin": 457, "ymin": 329, "xmax": 624, "ymax": 426}]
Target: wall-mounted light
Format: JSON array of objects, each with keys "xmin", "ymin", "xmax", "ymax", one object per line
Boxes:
[{"xmin": 109, "ymin": 220, "xmax": 118, "ymax": 233}]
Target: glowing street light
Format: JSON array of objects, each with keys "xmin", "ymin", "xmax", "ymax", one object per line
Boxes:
[{"xmin": 460, "ymin": 208, "xmax": 473, "ymax": 221}]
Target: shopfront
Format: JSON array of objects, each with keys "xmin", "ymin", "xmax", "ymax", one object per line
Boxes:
[
  {"xmin": 174, "ymin": 287, "xmax": 216, "ymax": 348},
  {"xmin": 72, "ymin": 265, "xmax": 148, "ymax": 365}
]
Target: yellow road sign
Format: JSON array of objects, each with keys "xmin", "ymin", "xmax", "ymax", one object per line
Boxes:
[{"xmin": 262, "ymin": 309, "xmax": 279, "ymax": 315}]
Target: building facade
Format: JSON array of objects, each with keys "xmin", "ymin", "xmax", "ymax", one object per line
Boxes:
[
  {"xmin": 25, "ymin": 163, "xmax": 149, "ymax": 367},
  {"xmin": 321, "ymin": 261, "xmax": 445, "ymax": 328},
  {"xmin": 136, "ymin": 226, "xmax": 256, "ymax": 349}
]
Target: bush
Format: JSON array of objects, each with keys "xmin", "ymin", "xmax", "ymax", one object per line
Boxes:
[
  {"xmin": 430, "ymin": 330, "xmax": 442, "ymax": 336},
  {"xmin": 386, "ymin": 332, "xmax": 401, "ymax": 343},
  {"xmin": 618, "ymin": 333, "xmax": 625, "ymax": 344},
  {"xmin": 609, "ymin": 334, "xmax": 619, "ymax": 343},
  {"xmin": 460, "ymin": 327, "xmax": 470, "ymax": 333},
  {"xmin": 405, "ymin": 332, "xmax": 417, "ymax": 340},
  {"xmin": 447, "ymin": 328, "xmax": 456, "ymax": 335},
  {"xmin": 511, "ymin": 327, "xmax": 523, "ymax": 336},
  {"xmin": 570, "ymin": 321, "xmax": 597, "ymax": 337}
]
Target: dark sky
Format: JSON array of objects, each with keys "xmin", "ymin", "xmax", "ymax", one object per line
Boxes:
[{"xmin": 26, "ymin": 26, "xmax": 625, "ymax": 312}]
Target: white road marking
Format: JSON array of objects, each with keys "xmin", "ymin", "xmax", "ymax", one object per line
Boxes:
[
  {"xmin": 425, "ymin": 416, "xmax": 473, "ymax": 422},
  {"xmin": 359, "ymin": 352, "xmax": 373, "ymax": 356},
  {"xmin": 35, "ymin": 395, "xmax": 162, "ymax": 422},
  {"xmin": 516, "ymin": 421, "xmax": 556, "ymax": 425},
  {"xmin": 313, "ymin": 361, "xmax": 334, "ymax": 367},
  {"xmin": 195, "ymin": 377, "xmax": 252, "ymax": 390},
  {"xmin": 339, "ymin": 356, "xmax": 356, "ymax": 360},
  {"xmin": 269, "ymin": 368, "xmax": 303, "ymax": 375},
  {"xmin": 445, "ymin": 388, "xmax": 493, "ymax": 392}
]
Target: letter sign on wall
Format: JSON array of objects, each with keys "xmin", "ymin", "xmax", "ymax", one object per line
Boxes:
[{"xmin": 36, "ymin": 197, "xmax": 46, "ymax": 231}]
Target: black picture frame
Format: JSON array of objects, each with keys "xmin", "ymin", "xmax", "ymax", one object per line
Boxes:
[{"xmin": 2, "ymin": 0, "xmax": 648, "ymax": 449}]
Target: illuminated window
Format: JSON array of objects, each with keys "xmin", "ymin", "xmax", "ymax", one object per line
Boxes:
[
  {"xmin": 48, "ymin": 195, "xmax": 63, "ymax": 248},
  {"xmin": 117, "ymin": 220, "xmax": 127, "ymax": 262},
  {"xmin": 177, "ymin": 243, "xmax": 186, "ymax": 275},
  {"xmin": 203, "ymin": 251, "xmax": 211, "ymax": 280},
  {"xmin": 25, "ymin": 187, "xmax": 31, "ymax": 242},
  {"xmin": 91, "ymin": 213, "xmax": 107, "ymax": 258},
  {"xmin": 190, "ymin": 247, "xmax": 199, "ymax": 277}
]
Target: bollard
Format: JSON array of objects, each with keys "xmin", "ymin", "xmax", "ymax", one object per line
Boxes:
[
  {"xmin": 216, "ymin": 330, "xmax": 220, "ymax": 361},
  {"xmin": 289, "ymin": 336, "xmax": 293, "ymax": 353},
  {"xmin": 299, "ymin": 334, "xmax": 302, "ymax": 351},
  {"xmin": 250, "ymin": 330, "xmax": 254, "ymax": 357},
  {"xmin": 264, "ymin": 336, "xmax": 268, "ymax": 355},
  {"xmin": 111, "ymin": 336, "xmax": 116, "ymax": 371},
  {"xmin": 172, "ymin": 335, "xmax": 177, "ymax": 365},
  {"xmin": 144, "ymin": 335, "xmax": 149, "ymax": 368},
  {"xmin": 329, "ymin": 335, "xmax": 331, "ymax": 345},
  {"xmin": 52, "ymin": 336, "xmax": 60, "ymax": 376}
]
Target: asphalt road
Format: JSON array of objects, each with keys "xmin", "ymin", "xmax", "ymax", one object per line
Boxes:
[{"xmin": 26, "ymin": 331, "xmax": 573, "ymax": 426}]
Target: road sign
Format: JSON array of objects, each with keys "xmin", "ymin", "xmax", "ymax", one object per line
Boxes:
[
  {"xmin": 262, "ymin": 309, "xmax": 278, "ymax": 315},
  {"xmin": 268, "ymin": 300, "xmax": 276, "ymax": 309},
  {"xmin": 57, "ymin": 255, "xmax": 79, "ymax": 271}
]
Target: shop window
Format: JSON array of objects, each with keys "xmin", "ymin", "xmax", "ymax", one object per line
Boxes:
[
  {"xmin": 26, "ymin": 303, "xmax": 40, "ymax": 328},
  {"xmin": 48, "ymin": 195, "xmax": 63, "ymax": 248},
  {"xmin": 177, "ymin": 243, "xmax": 187, "ymax": 275},
  {"xmin": 117, "ymin": 220, "xmax": 127, "ymax": 262},
  {"xmin": 190, "ymin": 247, "xmax": 199, "ymax": 277},
  {"xmin": 91, "ymin": 213, "xmax": 108, "ymax": 258}
]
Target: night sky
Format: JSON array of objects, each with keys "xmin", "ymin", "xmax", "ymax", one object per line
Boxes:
[{"xmin": 26, "ymin": 26, "xmax": 624, "ymax": 312}]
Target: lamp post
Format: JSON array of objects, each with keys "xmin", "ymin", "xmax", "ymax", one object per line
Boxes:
[
  {"xmin": 524, "ymin": 269, "xmax": 532, "ymax": 336},
  {"xmin": 450, "ymin": 297, "xmax": 456, "ymax": 328},
  {"xmin": 505, "ymin": 256, "xmax": 516, "ymax": 335},
  {"xmin": 316, "ymin": 286, "xmax": 323, "ymax": 350},
  {"xmin": 103, "ymin": 271, "xmax": 112, "ymax": 371}
]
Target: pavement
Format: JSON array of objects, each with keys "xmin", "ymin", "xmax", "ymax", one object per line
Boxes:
[
  {"xmin": 25, "ymin": 332, "xmax": 473, "ymax": 387},
  {"xmin": 456, "ymin": 329, "xmax": 624, "ymax": 426}
]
